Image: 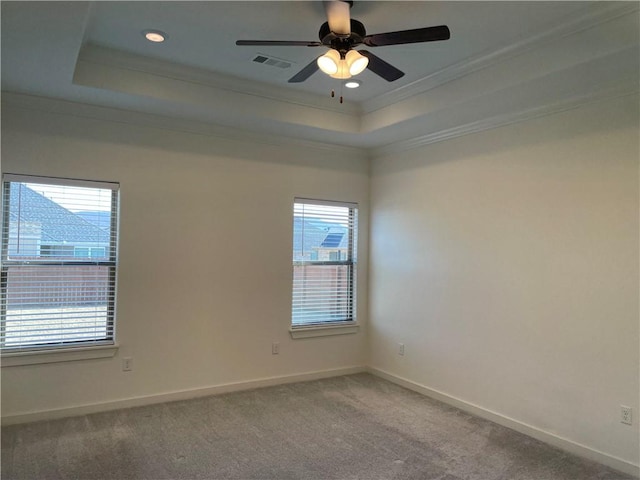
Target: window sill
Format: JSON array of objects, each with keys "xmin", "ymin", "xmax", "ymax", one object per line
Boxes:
[
  {"xmin": 289, "ymin": 323, "xmax": 359, "ymax": 339},
  {"xmin": 1, "ymin": 344, "xmax": 119, "ymax": 367}
]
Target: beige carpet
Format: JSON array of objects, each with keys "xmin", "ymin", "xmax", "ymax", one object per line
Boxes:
[{"xmin": 1, "ymin": 373, "xmax": 634, "ymax": 479}]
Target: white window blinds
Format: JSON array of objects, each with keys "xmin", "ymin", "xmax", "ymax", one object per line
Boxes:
[
  {"xmin": 292, "ymin": 199, "xmax": 357, "ymax": 326},
  {"xmin": 1, "ymin": 175, "xmax": 119, "ymax": 351}
]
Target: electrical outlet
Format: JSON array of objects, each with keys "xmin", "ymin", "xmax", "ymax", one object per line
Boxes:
[
  {"xmin": 398, "ymin": 343, "xmax": 405, "ymax": 356},
  {"xmin": 272, "ymin": 342, "xmax": 280, "ymax": 355},
  {"xmin": 621, "ymin": 405, "xmax": 632, "ymax": 425},
  {"xmin": 122, "ymin": 357, "xmax": 133, "ymax": 372}
]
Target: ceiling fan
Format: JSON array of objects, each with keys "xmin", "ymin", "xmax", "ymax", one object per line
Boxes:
[{"xmin": 236, "ymin": 0, "xmax": 450, "ymax": 83}]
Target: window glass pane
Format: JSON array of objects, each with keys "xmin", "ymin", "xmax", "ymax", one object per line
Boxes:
[
  {"xmin": 6, "ymin": 182, "xmax": 113, "ymax": 261},
  {"xmin": 292, "ymin": 264, "xmax": 353, "ymax": 325},
  {"xmin": 2, "ymin": 265, "xmax": 114, "ymax": 347}
]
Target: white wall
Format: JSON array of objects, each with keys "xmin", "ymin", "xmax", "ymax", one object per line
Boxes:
[
  {"xmin": 369, "ymin": 94, "xmax": 639, "ymax": 468},
  {"xmin": 0, "ymin": 101, "xmax": 369, "ymax": 418}
]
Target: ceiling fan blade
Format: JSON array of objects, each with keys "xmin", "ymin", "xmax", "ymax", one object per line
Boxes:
[
  {"xmin": 288, "ymin": 58, "xmax": 320, "ymax": 83},
  {"xmin": 323, "ymin": 0, "xmax": 351, "ymax": 35},
  {"xmin": 236, "ymin": 40, "xmax": 322, "ymax": 47},
  {"xmin": 359, "ymin": 50, "xmax": 404, "ymax": 82},
  {"xmin": 363, "ymin": 25, "xmax": 450, "ymax": 47}
]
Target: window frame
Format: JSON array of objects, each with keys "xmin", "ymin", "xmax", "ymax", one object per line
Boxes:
[
  {"xmin": 290, "ymin": 198, "xmax": 359, "ymax": 338},
  {"xmin": 0, "ymin": 174, "xmax": 120, "ymax": 365}
]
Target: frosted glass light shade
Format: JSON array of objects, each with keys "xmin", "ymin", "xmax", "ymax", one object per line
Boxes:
[
  {"xmin": 317, "ymin": 50, "xmax": 341, "ymax": 75},
  {"xmin": 346, "ymin": 50, "xmax": 369, "ymax": 75}
]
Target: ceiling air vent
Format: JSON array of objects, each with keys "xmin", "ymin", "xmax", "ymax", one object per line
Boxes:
[{"xmin": 252, "ymin": 54, "xmax": 292, "ymax": 69}]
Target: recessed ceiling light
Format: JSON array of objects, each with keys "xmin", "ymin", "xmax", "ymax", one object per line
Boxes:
[
  {"xmin": 344, "ymin": 80, "xmax": 361, "ymax": 89},
  {"xmin": 143, "ymin": 30, "xmax": 167, "ymax": 43}
]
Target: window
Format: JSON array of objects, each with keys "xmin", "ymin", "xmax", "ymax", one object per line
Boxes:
[
  {"xmin": 292, "ymin": 199, "xmax": 357, "ymax": 328},
  {"xmin": 1, "ymin": 175, "xmax": 119, "ymax": 352}
]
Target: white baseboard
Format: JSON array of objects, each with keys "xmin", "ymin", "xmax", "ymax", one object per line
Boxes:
[
  {"xmin": 368, "ymin": 367, "xmax": 639, "ymax": 479},
  {"xmin": 1, "ymin": 365, "xmax": 366, "ymax": 426}
]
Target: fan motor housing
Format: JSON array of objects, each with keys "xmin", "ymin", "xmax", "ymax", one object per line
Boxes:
[{"xmin": 319, "ymin": 19, "xmax": 366, "ymax": 51}]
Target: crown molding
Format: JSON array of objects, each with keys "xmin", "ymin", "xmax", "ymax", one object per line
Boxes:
[
  {"xmin": 362, "ymin": 2, "xmax": 639, "ymax": 115},
  {"xmin": 4, "ymin": 76, "xmax": 637, "ymax": 163},
  {"xmin": 0, "ymin": 92, "xmax": 367, "ymax": 160},
  {"xmin": 371, "ymin": 79, "xmax": 639, "ymax": 159},
  {"xmin": 4, "ymin": 78, "xmax": 637, "ymax": 163}
]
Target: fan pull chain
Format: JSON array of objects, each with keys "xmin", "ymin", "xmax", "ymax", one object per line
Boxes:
[{"xmin": 329, "ymin": 87, "xmax": 344, "ymax": 104}]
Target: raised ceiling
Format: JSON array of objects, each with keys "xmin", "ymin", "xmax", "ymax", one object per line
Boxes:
[{"xmin": 2, "ymin": 1, "xmax": 638, "ymax": 152}]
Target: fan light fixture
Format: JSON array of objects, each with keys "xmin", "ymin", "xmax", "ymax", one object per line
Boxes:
[{"xmin": 317, "ymin": 49, "xmax": 369, "ymax": 79}]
